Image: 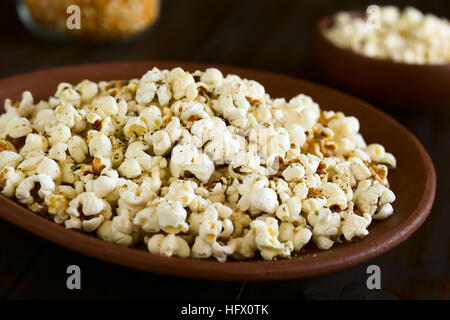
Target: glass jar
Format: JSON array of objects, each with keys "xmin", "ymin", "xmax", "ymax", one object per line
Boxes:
[{"xmin": 17, "ymin": 0, "xmax": 160, "ymax": 42}]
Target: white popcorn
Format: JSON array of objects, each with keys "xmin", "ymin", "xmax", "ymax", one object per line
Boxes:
[
  {"xmin": 251, "ymin": 217, "xmax": 293, "ymax": 260},
  {"xmin": 35, "ymin": 157, "xmax": 61, "ymax": 180},
  {"xmin": 110, "ymin": 213, "xmax": 135, "ymax": 246},
  {"xmin": 76, "ymin": 80, "xmax": 98, "ymax": 102},
  {"xmin": 55, "ymin": 103, "xmax": 83, "ymax": 129},
  {"xmin": 55, "ymin": 83, "xmax": 81, "ymax": 105},
  {"xmin": 366, "ymin": 144, "xmax": 397, "ymax": 168},
  {"xmin": 353, "ymin": 179, "xmax": 395, "ymax": 215},
  {"xmin": 15, "ymin": 174, "xmax": 55, "ymax": 206},
  {"xmin": 66, "ymin": 192, "xmax": 111, "ymax": 232},
  {"xmin": 328, "ymin": 116, "xmax": 360, "ymax": 137},
  {"xmin": 123, "ymin": 117, "xmax": 148, "ymax": 138},
  {"xmin": 20, "ymin": 134, "xmax": 48, "ymax": 156},
  {"xmin": 238, "ymin": 174, "xmax": 279, "ymax": 216},
  {"xmin": 191, "ymin": 236, "xmax": 213, "ymax": 259},
  {"xmin": 148, "ymin": 234, "xmax": 190, "ymax": 258},
  {"xmin": 136, "ymin": 82, "xmax": 157, "ymax": 105},
  {"xmin": 165, "ymin": 179, "xmax": 196, "ymax": 207},
  {"xmin": 321, "ymin": 182, "xmax": 348, "ymax": 209},
  {"xmin": 341, "ymin": 212, "xmax": 371, "ymax": 241},
  {"xmin": 47, "ymin": 123, "xmax": 71, "ymax": 146},
  {"xmin": 170, "ymin": 144, "xmax": 214, "ymax": 183},
  {"xmin": 151, "ymin": 130, "xmax": 172, "ymax": 155},
  {"xmin": 92, "ymin": 96, "xmax": 119, "ymax": 117},
  {"xmin": 87, "ymin": 130, "xmax": 112, "ymax": 158},
  {"xmin": 168, "ymin": 67, "xmax": 198, "ymax": 100},
  {"xmin": 134, "ymin": 202, "xmax": 160, "ymax": 233},
  {"xmin": 67, "ymin": 135, "xmax": 88, "ymax": 163},
  {"xmin": 33, "ymin": 109, "xmax": 56, "ymax": 132},
  {"xmin": 0, "ymin": 166, "xmax": 25, "ymax": 197},
  {"xmin": 48, "ymin": 142, "xmax": 68, "ymax": 162},
  {"xmin": 200, "ymin": 68, "xmax": 223, "ymax": 86},
  {"xmin": 309, "ymin": 208, "xmax": 341, "ymax": 250},
  {"xmin": 326, "ymin": 6, "xmax": 450, "ymax": 65},
  {"xmin": 85, "ymin": 168, "xmax": 119, "ymax": 198},
  {"xmin": 282, "ymin": 164, "xmax": 305, "ymax": 182},
  {"xmin": 156, "ymin": 199, "xmax": 189, "ymax": 234},
  {"xmin": 4, "ymin": 117, "xmax": 32, "ymax": 139},
  {"xmin": 140, "ymin": 106, "xmax": 162, "ymax": 131},
  {"xmin": 0, "ymin": 67, "xmax": 397, "ymax": 262},
  {"xmin": 0, "ymin": 151, "xmax": 22, "ymax": 169}
]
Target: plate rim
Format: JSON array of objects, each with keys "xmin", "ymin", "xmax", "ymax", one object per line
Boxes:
[{"xmin": 0, "ymin": 61, "xmax": 437, "ymax": 281}]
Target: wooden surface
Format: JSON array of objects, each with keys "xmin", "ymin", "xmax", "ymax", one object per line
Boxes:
[{"xmin": 0, "ymin": 0, "xmax": 449, "ymax": 299}]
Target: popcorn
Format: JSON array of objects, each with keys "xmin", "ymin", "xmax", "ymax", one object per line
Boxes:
[
  {"xmin": 20, "ymin": 134, "xmax": 48, "ymax": 156},
  {"xmin": 87, "ymin": 130, "xmax": 112, "ymax": 158},
  {"xmin": 65, "ymin": 192, "xmax": 112, "ymax": 232},
  {"xmin": 55, "ymin": 83, "xmax": 81, "ymax": 105},
  {"xmin": 282, "ymin": 164, "xmax": 306, "ymax": 182},
  {"xmin": 0, "ymin": 166, "xmax": 25, "ymax": 197},
  {"xmin": 353, "ymin": 179, "xmax": 395, "ymax": 216},
  {"xmin": 55, "ymin": 103, "xmax": 83, "ymax": 129},
  {"xmin": 341, "ymin": 212, "xmax": 371, "ymax": 241},
  {"xmin": 148, "ymin": 233, "xmax": 190, "ymax": 258},
  {"xmin": 321, "ymin": 182, "xmax": 348, "ymax": 209},
  {"xmin": 136, "ymin": 82, "xmax": 157, "ymax": 105},
  {"xmin": 67, "ymin": 135, "xmax": 88, "ymax": 163},
  {"xmin": 308, "ymin": 207, "xmax": 341, "ymax": 250},
  {"xmin": 168, "ymin": 67, "xmax": 198, "ymax": 100},
  {"xmin": 15, "ymin": 174, "xmax": 55, "ymax": 209},
  {"xmin": 4, "ymin": 117, "xmax": 32, "ymax": 139},
  {"xmin": 92, "ymin": 96, "xmax": 119, "ymax": 117},
  {"xmin": 0, "ymin": 67, "xmax": 397, "ymax": 262},
  {"xmin": 140, "ymin": 105, "xmax": 162, "ymax": 131},
  {"xmin": 251, "ymin": 217, "xmax": 294, "ymax": 260},
  {"xmin": 85, "ymin": 168, "xmax": 119, "ymax": 198},
  {"xmin": 134, "ymin": 201, "xmax": 160, "ymax": 233},
  {"xmin": 151, "ymin": 130, "xmax": 172, "ymax": 155},
  {"xmin": 366, "ymin": 144, "xmax": 397, "ymax": 168},
  {"xmin": 328, "ymin": 116, "xmax": 360, "ymax": 137},
  {"xmin": 75, "ymin": 80, "xmax": 98, "ymax": 102},
  {"xmin": 156, "ymin": 198, "xmax": 189, "ymax": 234},
  {"xmin": 0, "ymin": 151, "xmax": 22, "ymax": 169},
  {"xmin": 48, "ymin": 142, "xmax": 68, "ymax": 162},
  {"xmin": 237, "ymin": 174, "xmax": 279, "ymax": 216},
  {"xmin": 47, "ymin": 123, "xmax": 71, "ymax": 146},
  {"xmin": 325, "ymin": 6, "xmax": 450, "ymax": 65},
  {"xmin": 169, "ymin": 144, "xmax": 214, "ymax": 183},
  {"xmin": 165, "ymin": 179, "xmax": 196, "ymax": 207},
  {"xmin": 123, "ymin": 117, "xmax": 148, "ymax": 138}
]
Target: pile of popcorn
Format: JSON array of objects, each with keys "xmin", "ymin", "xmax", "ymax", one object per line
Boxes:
[
  {"xmin": 325, "ymin": 6, "xmax": 450, "ymax": 65},
  {"xmin": 0, "ymin": 67, "xmax": 396, "ymax": 262}
]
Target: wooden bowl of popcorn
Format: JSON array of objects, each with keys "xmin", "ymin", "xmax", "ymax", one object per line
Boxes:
[
  {"xmin": 0, "ymin": 61, "xmax": 436, "ymax": 280},
  {"xmin": 315, "ymin": 6, "xmax": 450, "ymax": 109}
]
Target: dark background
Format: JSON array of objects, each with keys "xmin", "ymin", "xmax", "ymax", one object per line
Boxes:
[{"xmin": 0, "ymin": 0, "xmax": 449, "ymax": 299}]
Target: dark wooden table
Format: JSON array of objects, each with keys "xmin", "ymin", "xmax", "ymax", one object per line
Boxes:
[{"xmin": 0, "ymin": 0, "xmax": 449, "ymax": 300}]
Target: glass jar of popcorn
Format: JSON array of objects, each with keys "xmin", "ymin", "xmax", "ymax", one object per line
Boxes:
[{"xmin": 17, "ymin": 0, "xmax": 160, "ymax": 41}]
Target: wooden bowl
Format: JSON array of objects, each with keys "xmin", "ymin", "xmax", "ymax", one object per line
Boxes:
[
  {"xmin": 314, "ymin": 11, "xmax": 450, "ymax": 109},
  {"xmin": 0, "ymin": 61, "xmax": 436, "ymax": 281}
]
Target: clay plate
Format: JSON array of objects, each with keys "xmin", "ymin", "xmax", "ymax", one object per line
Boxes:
[
  {"xmin": 314, "ymin": 11, "xmax": 450, "ymax": 109},
  {"xmin": 0, "ymin": 62, "xmax": 436, "ymax": 281}
]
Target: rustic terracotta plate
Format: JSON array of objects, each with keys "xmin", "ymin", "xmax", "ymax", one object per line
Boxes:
[
  {"xmin": 0, "ymin": 62, "xmax": 436, "ymax": 281},
  {"xmin": 314, "ymin": 11, "xmax": 450, "ymax": 109}
]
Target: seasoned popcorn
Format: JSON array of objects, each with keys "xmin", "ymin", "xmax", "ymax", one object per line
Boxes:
[
  {"xmin": 325, "ymin": 6, "xmax": 450, "ymax": 64},
  {"xmin": 0, "ymin": 67, "xmax": 397, "ymax": 262}
]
